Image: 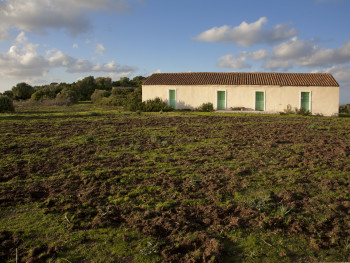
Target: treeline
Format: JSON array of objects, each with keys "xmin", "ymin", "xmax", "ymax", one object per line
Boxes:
[
  {"xmin": 2, "ymin": 76, "xmax": 146, "ymax": 102},
  {"xmin": 0, "ymin": 75, "xmax": 176, "ymax": 113},
  {"xmin": 0, "ymin": 76, "xmax": 147, "ymax": 112}
]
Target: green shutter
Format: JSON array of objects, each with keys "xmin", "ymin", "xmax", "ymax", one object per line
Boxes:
[
  {"xmin": 169, "ymin": 90, "xmax": 176, "ymax": 109},
  {"xmin": 255, "ymin": 92, "xmax": 264, "ymax": 111},
  {"xmin": 301, "ymin": 92, "xmax": 310, "ymax": 111},
  {"xmin": 217, "ymin": 91, "xmax": 226, "ymax": 110}
]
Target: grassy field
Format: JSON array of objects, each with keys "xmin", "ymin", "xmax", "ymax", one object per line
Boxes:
[{"xmin": 0, "ymin": 103, "xmax": 349, "ymax": 263}]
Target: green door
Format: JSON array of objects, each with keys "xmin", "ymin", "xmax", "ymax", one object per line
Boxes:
[
  {"xmin": 169, "ymin": 90, "xmax": 176, "ymax": 109},
  {"xmin": 301, "ymin": 92, "xmax": 310, "ymax": 111},
  {"xmin": 255, "ymin": 91, "xmax": 264, "ymax": 111},
  {"xmin": 217, "ymin": 91, "xmax": 226, "ymax": 110}
]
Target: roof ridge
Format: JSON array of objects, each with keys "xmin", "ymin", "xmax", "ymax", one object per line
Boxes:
[
  {"xmin": 152, "ymin": 72, "xmax": 331, "ymax": 74},
  {"xmin": 144, "ymin": 72, "xmax": 339, "ymax": 87}
]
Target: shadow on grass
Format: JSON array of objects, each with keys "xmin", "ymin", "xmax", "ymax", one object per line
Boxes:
[
  {"xmin": 0, "ymin": 113, "xmax": 105, "ymax": 121},
  {"xmin": 219, "ymin": 238, "xmax": 244, "ymax": 263}
]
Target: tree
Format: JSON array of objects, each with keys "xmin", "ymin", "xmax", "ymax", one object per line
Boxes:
[
  {"xmin": 112, "ymin": 77, "xmax": 132, "ymax": 87},
  {"xmin": 30, "ymin": 85, "xmax": 62, "ymax": 101},
  {"xmin": 95, "ymin": 77, "xmax": 112, "ymax": 91},
  {"xmin": 56, "ymin": 85, "xmax": 79, "ymax": 103},
  {"xmin": 123, "ymin": 87, "xmax": 143, "ymax": 111},
  {"xmin": 3, "ymin": 90, "xmax": 13, "ymax": 98},
  {"xmin": 12, "ymin": 82, "xmax": 34, "ymax": 100},
  {"xmin": 72, "ymin": 76, "xmax": 97, "ymax": 101},
  {"xmin": 132, "ymin": 76, "xmax": 147, "ymax": 87},
  {"xmin": 0, "ymin": 95, "xmax": 15, "ymax": 112},
  {"xmin": 112, "ymin": 76, "xmax": 146, "ymax": 87},
  {"xmin": 90, "ymin": 89, "xmax": 111, "ymax": 103}
]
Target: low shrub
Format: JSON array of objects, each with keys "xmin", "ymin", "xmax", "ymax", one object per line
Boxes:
[
  {"xmin": 91, "ymin": 89, "xmax": 111, "ymax": 104},
  {"xmin": 339, "ymin": 104, "xmax": 350, "ymax": 114},
  {"xmin": 46, "ymin": 98, "xmax": 73, "ymax": 106},
  {"xmin": 13, "ymin": 98, "xmax": 73, "ymax": 107},
  {"xmin": 56, "ymin": 88, "xmax": 79, "ymax": 103},
  {"xmin": 97, "ymin": 95, "xmax": 126, "ymax": 106},
  {"xmin": 283, "ymin": 104, "xmax": 295, "ymax": 114},
  {"xmin": 196, "ymin": 102, "xmax": 214, "ymax": 112},
  {"xmin": 0, "ymin": 95, "xmax": 15, "ymax": 112},
  {"xmin": 295, "ymin": 107, "xmax": 311, "ymax": 116},
  {"xmin": 123, "ymin": 88, "xmax": 143, "ymax": 111},
  {"xmin": 40, "ymin": 98, "xmax": 74, "ymax": 106},
  {"xmin": 107, "ymin": 95, "xmax": 125, "ymax": 106},
  {"xmin": 31, "ymin": 85, "xmax": 62, "ymax": 101},
  {"xmin": 111, "ymin": 87, "xmax": 135, "ymax": 96},
  {"xmin": 142, "ymin": 97, "xmax": 173, "ymax": 112}
]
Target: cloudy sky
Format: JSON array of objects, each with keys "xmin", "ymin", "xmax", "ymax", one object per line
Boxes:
[{"xmin": 0, "ymin": 0, "xmax": 350, "ymax": 104}]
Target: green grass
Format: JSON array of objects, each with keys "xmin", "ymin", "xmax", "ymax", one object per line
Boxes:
[{"xmin": 0, "ymin": 103, "xmax": 349, "ymax": 262}]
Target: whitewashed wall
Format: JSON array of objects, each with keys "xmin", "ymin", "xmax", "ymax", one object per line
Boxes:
[{"xmin": 142, "ymin": 85, "xmax": 339, "ymax": 116}]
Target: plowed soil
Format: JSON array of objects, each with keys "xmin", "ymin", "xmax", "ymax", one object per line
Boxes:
[{"xmin": 0, "ymin": 107, "xmax": 349, "ymax": 262}]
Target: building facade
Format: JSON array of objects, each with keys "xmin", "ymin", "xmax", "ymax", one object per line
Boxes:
[{"xmin": 142, "ymin": 72, "xmax": 340, "ymax": 116}]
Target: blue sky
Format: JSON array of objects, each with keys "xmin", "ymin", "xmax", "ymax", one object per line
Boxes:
[{"xmin": 0, "ymin": 0, "xmax": 350, "ymax": 104}]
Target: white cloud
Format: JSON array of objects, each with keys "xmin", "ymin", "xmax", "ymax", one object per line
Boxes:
[
  {"xmin": 50, "ymin": 54, "xmax": 137, "ymax": 74},
  {"xmin": 145, "ymin": 69, "xmax": 162, "ymax": 77},
  {"xmin": 272, "ymin": 37, "xmax": 316, "ymax": 60},
  {"xmin": 298, "ymin": 41, "xmax": 350, "ymax": 67},
  {"xmin": 313, "ymin": 65, "xmax": 350, "ymax": 104},
  {"xmin": 15, "ymin": 32, "xmax": 27, "ymax": 43},
  {"xmin": 265, "ymin": 38, "xmax": 350, "ymax": 68},
  {"xmin": 48, "ymin": 50, "xmax": 76, "ymax": 67},
  {"xmin": 106, "ymin": 71, "xmax": 134, "ymax": 80},
  {"xmin": 214, "ymin": 34, "xmax": 350, "ymax": 72},
  {"xmin": 217, "ymin": 49, "xmax": 268, "ymax": 69},
  {"xmin": 56, "ymin": 0, "xmax": 132, "ymax": 12},
  {"xmin": 95, "ymin": 44, "xmax": 106, "ymax": 56},
  {"xmin": 73, "ymin": 43, "xmax": 78, "ymax": 49},
  {"xmin": 263, "ymin": 58, "xmax": 293, "ymax": 71},
  {"xmin": 0, "ymin": 46, "xmax": 50, "ymax": 78},
  {"xmin": 0, "ymin": 37, "xmax": 138, "ymax": 79},
  {"xmin": 88, "ymin": 61, "xmax": 137, "ymax": 74},
  {"xmin": 0, "ymin": 0, "xmax": 138, "ymax": 40},
  {"xmin": 313, "ymin": 64, "xmax": 350, "ymax": 86},
  {"xmin": 248, "ymin": 49, "xmax": 268, "ymax": 61},
  {"xmin": 217, "ymin": 54, "xmax": 251, "ymax": 69},
  {"xmin": 195, "ymin": 17, "xmax": 297, "ymax": 46}
]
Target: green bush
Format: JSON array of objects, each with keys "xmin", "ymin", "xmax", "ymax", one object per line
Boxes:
[
  {"xmin": 0, "ymin": 95, "xmax": 15, "ymax": 112},
  {"xmin": 88, "ymin": 88, "xmax": 136, "ymax": 107},
  {"xmin": 109, "ymin": 95, "xmax": 126, "ymax": 106},
  {"xmin": 295, "ymin": 107, "xmax": 311, "ymax": 116},
  {"xmin": 111, "ymin": 87, "xmax": 135, "ymax": 96},
  {"xmin": 91, "ymin": 89, "xmax": 111, "ymax": 104},
  {"xmin": 97, "ymin": 95, "xmax": 126, "ymax": 106},
  {"xmin": 12, "ymin": 82, "xmax": 34, "ymax": 100},
  {"xmin": 3, "ymin": 90, "xmax": 13, "ymax": 98},
  {"xmin": 31, "ymin": 85, "xmax": 62, "ymax": 101},
  {"xmin": 339, "ymin": 104, "xmax": 350, "ymax": 114},
  {"xmin": 123, "ymin": 88, "xmax": 143, "ymax": 111},
  {"xmin": 196, "ymin": 102, "xmax": 214, "ymax": 112},
  {"xmin": 142, "ymin": 97, "xmax": 173, "ymax": 112},
  {"xmin": 56, "ymin": 88, "xmax": 79, "ymax": 103}
]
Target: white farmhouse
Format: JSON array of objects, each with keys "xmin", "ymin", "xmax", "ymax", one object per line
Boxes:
[{"xmin": 142, "ymin": 72, "xmax": 339, "ymax": 116}]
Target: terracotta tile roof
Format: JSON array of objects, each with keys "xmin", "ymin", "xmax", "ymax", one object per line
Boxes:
[{"xmin": 143, "ymin": 72, "xmax": 339, "ymax": 87}]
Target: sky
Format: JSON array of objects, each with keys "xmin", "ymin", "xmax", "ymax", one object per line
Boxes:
[{"xmin": 0, "ymin": 0, "xmax": 350, "ymax": 104}]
